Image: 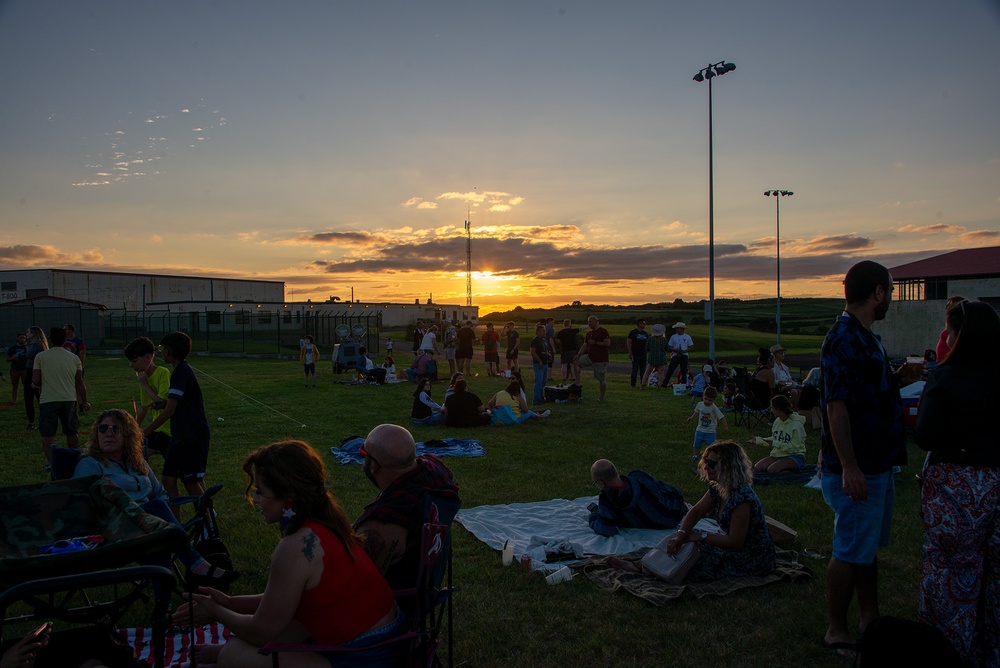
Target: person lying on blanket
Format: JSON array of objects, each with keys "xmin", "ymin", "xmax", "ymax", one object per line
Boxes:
[
  {"xmin": 588, "ymin": 459, "xmax": 685, "ymax": 536},
  {"xmin": 610, "ymin": 441, "xmax": 775, "ymax": 580},
  {"xmin": 173, "ymin": 440, "xmax": 404, "ymax": 668},
  {"xmin": 72, "ymin": 409, "xmax": 236, "ymax": 586}
]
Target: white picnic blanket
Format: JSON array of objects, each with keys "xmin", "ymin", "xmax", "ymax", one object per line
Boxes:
[{"xmin": 455, "ymin": 496, "xmax": 718, "ymax": 572}]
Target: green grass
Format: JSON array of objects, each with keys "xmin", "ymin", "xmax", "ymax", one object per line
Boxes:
[{"xmin": 0, "ymin": 354, "xmax": 924, "ymax": 667}]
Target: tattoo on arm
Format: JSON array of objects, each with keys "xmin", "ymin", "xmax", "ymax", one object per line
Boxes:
[
  {"xmin": 362, "ymin": 527, "xmax": 402, "ymax": 575},
  {"xmin": 301, "ymin": 532, "xmax": 317, "ymax": 562}
]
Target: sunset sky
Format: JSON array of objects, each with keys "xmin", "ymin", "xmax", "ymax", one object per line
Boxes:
[{"xmin": 2, "ymin": 1, "xmax": 998, "ymax": 313}]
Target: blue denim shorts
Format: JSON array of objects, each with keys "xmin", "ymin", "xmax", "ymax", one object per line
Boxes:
[
  {"xmin": 822, "ymin": 470, "xmax": 895, "ymax": 565},
  {"xmin": 693, "ymin": 431, "xmax": 717, "ymax": 450}
]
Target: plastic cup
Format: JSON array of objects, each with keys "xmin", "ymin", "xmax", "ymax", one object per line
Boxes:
[
  {"xmin": 545, "ymin": 566, "xmax": 573, "ymax": 585},
  {"xmin": 502, "ymin": 540, "xmax": 514, "ymax": 566}
]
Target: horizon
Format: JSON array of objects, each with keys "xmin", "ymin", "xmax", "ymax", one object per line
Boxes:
[{"xmin": 2, "ymin": 1, "xmax": 998, "ymax": 314}]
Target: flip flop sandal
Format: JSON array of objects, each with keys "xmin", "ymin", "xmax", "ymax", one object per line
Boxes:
[{"xmin": 802, "ymin": 548, "xmax": 825, "ymax": 559}]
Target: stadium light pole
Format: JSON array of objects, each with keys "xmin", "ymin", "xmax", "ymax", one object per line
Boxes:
[
  {"xmin": 764, "ymin": 189, "xmax": 793, "ymax": 345},
  {"xmin": 693, "ymin": 60, "xmax": 736, "ymax": 360}
]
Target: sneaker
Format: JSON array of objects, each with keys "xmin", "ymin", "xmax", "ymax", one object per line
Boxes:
[
  {"xmin": 27, "ymin": 423, "xmax": 36, "ymax": 430},
  {"xmin": 540, "ymin": 410, "xmax": 552, "ymax": 418}
]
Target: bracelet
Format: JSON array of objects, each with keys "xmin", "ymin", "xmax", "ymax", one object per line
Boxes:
[{"xmin": 676, "ymin": 529, "xmax": 687, "ymax": 536}]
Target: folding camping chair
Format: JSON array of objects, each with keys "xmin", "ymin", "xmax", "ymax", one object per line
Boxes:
[
  {"xmin": 0, "ymin": 476, "xmax": 188, "ymax": 668},
  {"xmin": 260, "ymin": 502, "xmax": 457, "ymax": 668},
  {"xmin": 49, "ymin": 446, "xmax": 237, "ymax": 593},
  {"xmin": 732, "ymin": 367, "xmax": 773, "ymax": 430}
]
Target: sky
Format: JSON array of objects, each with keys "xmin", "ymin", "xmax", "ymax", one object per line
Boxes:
[{"xmin": 1, "ymin": 1, "xmax": 999, "ymax": 313}]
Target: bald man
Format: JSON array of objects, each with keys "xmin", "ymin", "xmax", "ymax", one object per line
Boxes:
[
  {"xmin": 588, "ymin": 459, "xmax": 685, "ymax": 537},
  {"xmin": 354, "ymin": 424, "xmax": 461, "ymax": 589}
]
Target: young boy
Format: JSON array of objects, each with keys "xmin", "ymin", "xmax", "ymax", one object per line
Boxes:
[
  {"xmin": 142, "ymin": 332, "xmax": 210, "ymax": 499},
  {"xmin": 689, "ymin": 364, "xmax": 713, "ymax": 404},
  {"xmin": 300, "ymin": 334, "xmax": 318, "ymax": 387},
  {"xmin": 686, "ymin": 386, "xmax": 728, "ymax": 466},
  {"xmin": 124, "ymin": 336, "xmax": 172, "ymax": 457}
]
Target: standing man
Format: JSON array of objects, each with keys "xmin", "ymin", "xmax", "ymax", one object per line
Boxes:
[
  {"xmin": 820, "ymin": 260, "xmax": 906, "ymax": 657},
  {"xmin": 480, "ymin": 322, "xmax": 500, "ymax": 377},
  {"xmin": 626, "ymin": 319, "xmax": 649, "ymax": 388},
  {"xmin": 544, "ymin": 318, "xmax": 557, "ymax": 371},
  {"xmin": 529, "ymin": 323, "xmax": 550, "ymax": 405},
  {"xmin": 442, "ymin": 319, "xmax": 458, "ymax": 375},
  {"xmin": 62, "ymin": 323, "xmax": 87, "ymax": 371},
  {"xmin": 455, "ymin": 320, "xmax": 476, "ymax": 375},
  {"xmin": 503, "ymin": 321, "xmax": 520, "ymax": 371},
  {"xmin": 33, "ymin": 327, "xmax": 90, "ymax": 464},
  {"xmin": 556, "ymin": 319, "xmax": 578, "ymax": 383},
  {"xmin": 662, "ymin": 322, "xmax": 694, "ymax": 387},
  {"xmin": 411, "ymin": 319, "xmax": 425, "ymax": 355},
  {"xmin": 574, "ymin": 316, "xmax": 611, "ymax": 402}
]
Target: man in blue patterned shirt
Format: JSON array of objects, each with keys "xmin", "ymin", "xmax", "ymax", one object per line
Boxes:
[{"xmin": 820, "ymin": 260, "xmax": 906, "ymax": 657}]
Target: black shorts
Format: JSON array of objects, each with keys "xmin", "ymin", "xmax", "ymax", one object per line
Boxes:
[
  {"xmin": 162, "ymin": 438, "xmax": 209, "ymax": 483},
  {"xmin": 39, "ymin": 401, "xmax": 79, "ymax": 438},
  {"xmin": 485, "ymin": 352, "xmax": 499, "ymax": 363},
  {"xmin": 146, "ymin": 430, "xmax": 171, "ymax": 455},
  {"xmin": 506, "ymin": 348, "xmax": 519, "ymax": 360}
]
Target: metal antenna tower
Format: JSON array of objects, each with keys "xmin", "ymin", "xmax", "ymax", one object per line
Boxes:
[{"xmin": 465, "ymin": 206, "xmax": 472, "ymax": 307}]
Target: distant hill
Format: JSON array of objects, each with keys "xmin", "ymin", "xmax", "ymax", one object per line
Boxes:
[{"xmin": 482, "ymin": 297, "xmax": 843, "ymax": 336}]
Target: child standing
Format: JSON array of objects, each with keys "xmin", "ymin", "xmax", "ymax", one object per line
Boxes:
[
  {"xmin": 142, "ymin": 332, "xmax": 210, "ymax": 499},
  {"xmin": 300, "ymin": 334, "xmax": 318, "ymax": 387},
  {"xmin": 747, "ymin": 395, "xmax": 807, "ymax": 473},
  {"xmin": 124, "ymin": 336, "xmax": 172, "ymax": 457},
  {"xmin": 686, "ymin": 386, "xmax": 728, "ymax": 466}
]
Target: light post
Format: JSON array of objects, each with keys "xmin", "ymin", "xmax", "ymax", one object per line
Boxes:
[
  {"xmin": 763, "ymin": 189, "xmax": 793, "ymax": 345},
  {"xmin": 693, "ymin": 60, "xmax": 736, "ymax": 360}
]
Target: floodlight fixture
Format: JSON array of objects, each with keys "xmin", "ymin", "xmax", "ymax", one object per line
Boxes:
[
  {"xmin": 764, "ymin": 188, "xmax": 794, "ymax": 344},
  {"xmin": 691, "ymin": 59, "xmax": 737, "ymax": 359}
]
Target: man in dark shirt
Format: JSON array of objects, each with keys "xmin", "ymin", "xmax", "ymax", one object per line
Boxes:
[
  {"xmin": 143, "ymin": 331, "xmax": 211, "ymax": 498},
  {"xmin": 820, "ymin": 260, "xmax": 906, "ymax": 655},
  {"xmin": 456, "ymin": 320, "xmax": 476, "ymax": 375},
  {"xmin": 626, "ymin": 319, "xmax": 649, "ymax": 388},
  {"xmin": 574, "ymin": 316, "xmax": 611, "ymax": 402},
  {"xmin": 555, "ymin": 319, "xmax": 579, "ymax": 382},
  {"xmin": 529, "ymin": 323, "xmax": 550, "ymax": 405},
  {"xmin": 588, "ymin": 459, "xmax": 685, "ymax": 536}
]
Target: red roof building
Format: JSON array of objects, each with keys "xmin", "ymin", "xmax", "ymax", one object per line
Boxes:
[{"xmin": 889, "ymin": 246, "xmax": 1000, "ymax": 301}]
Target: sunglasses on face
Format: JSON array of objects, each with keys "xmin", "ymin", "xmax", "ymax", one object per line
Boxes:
[
  {"xmin": 704, "ymin": 458, "xmax": 719, "ymax": 470},
  {"xmin": 359, "ymin": 444, "xmax": 380, "ymax": 467},
  {"xmin": 97, "ymin": 424, "xmax": 122, "ymax": 434}
]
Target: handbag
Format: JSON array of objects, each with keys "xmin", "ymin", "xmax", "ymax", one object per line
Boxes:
[{"xmin": 640, "ymin": 536, "xmax": 700, "ymax": 584}]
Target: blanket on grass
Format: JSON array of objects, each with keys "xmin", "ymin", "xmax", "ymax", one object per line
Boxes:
[
  {"xmin": 573, "ymin": 547, "xmax": 812, "ymax": 605},
  {"xmin": 331, "ymin": 437, "xmax": 486, "ymax": 465},
  {"xmin": 118, "ymin": 622, "xmax": 231, "ymax": 667},
  {"xmin": 753, "ymin": 464, "xmax": 818, "ymax": 486},
  {"xmin": 455, "ymin": 496, "xmax": 717, "ymax": 573}
]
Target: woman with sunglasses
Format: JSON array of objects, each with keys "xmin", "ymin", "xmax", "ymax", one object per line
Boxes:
[
  {"xmin": 914, "ymin": 300, "xmax": 1000, "ymax": 666},
  {"xmin": 667, "ymin": 441, "xmax": 774, "ymax": 578},
  {"xmin": 73, "ymin": 408, "xmax": 235, "ymax": 584},
  {"xmin": 174, "ymin": 441, "xmax": 402, "ymax": 667}
]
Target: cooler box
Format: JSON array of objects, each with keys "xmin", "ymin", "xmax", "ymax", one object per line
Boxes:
[
  {"xmin": 672, "ymin": 384, "xmax": 688, "ymax": 397},
  {"xmin": 544, "ymin": 384, "xmax": 581, "ymax": 401},
  {"xmin": 903, "ymin": 397, "xmax": 919, "ymax": 429}
]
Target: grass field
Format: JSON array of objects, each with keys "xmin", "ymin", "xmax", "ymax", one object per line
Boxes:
[{"xmin": 0, "ymin": 352, "xmax": 925, "ymax": 667}]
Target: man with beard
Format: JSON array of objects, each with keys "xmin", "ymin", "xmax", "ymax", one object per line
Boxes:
[
  {"xmin": 819, "ymin": 260, "xmax": 906, "ymax": 659},
  {"xmin": 354, "ymin": 424, "xmax": 461, "ymax": 589}
]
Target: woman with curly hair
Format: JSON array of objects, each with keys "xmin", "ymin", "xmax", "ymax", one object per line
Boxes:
[
  {"xmin": 667, "ymin": 440, "xmax": 775, "ymax": 578},
  {"xmin": 174, "ymin": 440, "xmax": 402, "ymax": 667},
  {"xmin": 73, "ymin": 408, "xmax": 234, "ymax": 583}
]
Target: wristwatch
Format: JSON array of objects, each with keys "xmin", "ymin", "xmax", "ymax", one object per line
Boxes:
[{"xmin": 699, "ymin": 532, "xmax": 709, "ymax": 542}]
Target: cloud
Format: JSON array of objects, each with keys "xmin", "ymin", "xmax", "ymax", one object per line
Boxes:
[
  {"xmin": 432, "ymin": 190, "xmax": 525, "ymax": 212},
  {"xmin": 0, "ymin": 245, "xmax": 103, "ymax": 265},
  {"xmin": 957, "ymin": 229, "xmax": 1000, "ymax": 241},
  {"xmin": 292, "ymin": 231, "xmax": 390, "ymax": 247},
  {"xmin": 897, "ymin": 224, "xmax": 966, "ymax": 234}
]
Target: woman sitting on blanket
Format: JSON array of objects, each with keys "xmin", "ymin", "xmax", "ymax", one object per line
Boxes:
[
  {"xmin": 488, "ymin": 380, "xmax": 550, "ymax": 423},
  {"xmin": 746, "ymin": 395, "xmax": 807, "ymax": 473},
  {"xmin": 72, "ymin": 409, "xmax": 236, "ymax": 585},
  {"xmin": 411, "ymin": 378, "xmax": 445, "ymax": 426},
  {"xmin": 173, "ymin": 440, "xmax": 403, "ymax": 667},
  {"xmin": 611, "ymin": 441, "xmax": 774, "ymax": 579}
]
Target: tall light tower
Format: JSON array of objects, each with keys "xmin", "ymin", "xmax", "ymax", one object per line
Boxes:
[
  {"xmin": 464, "ymin": 206, "xmax": 472, "ymax": 307},
  {"xmin": 693, "ymin": 60, "xmax": 736, "ymax": 360},
  {"xmin": 763, "ymin": 189, "xmax": 793, "ymax": 345}
]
